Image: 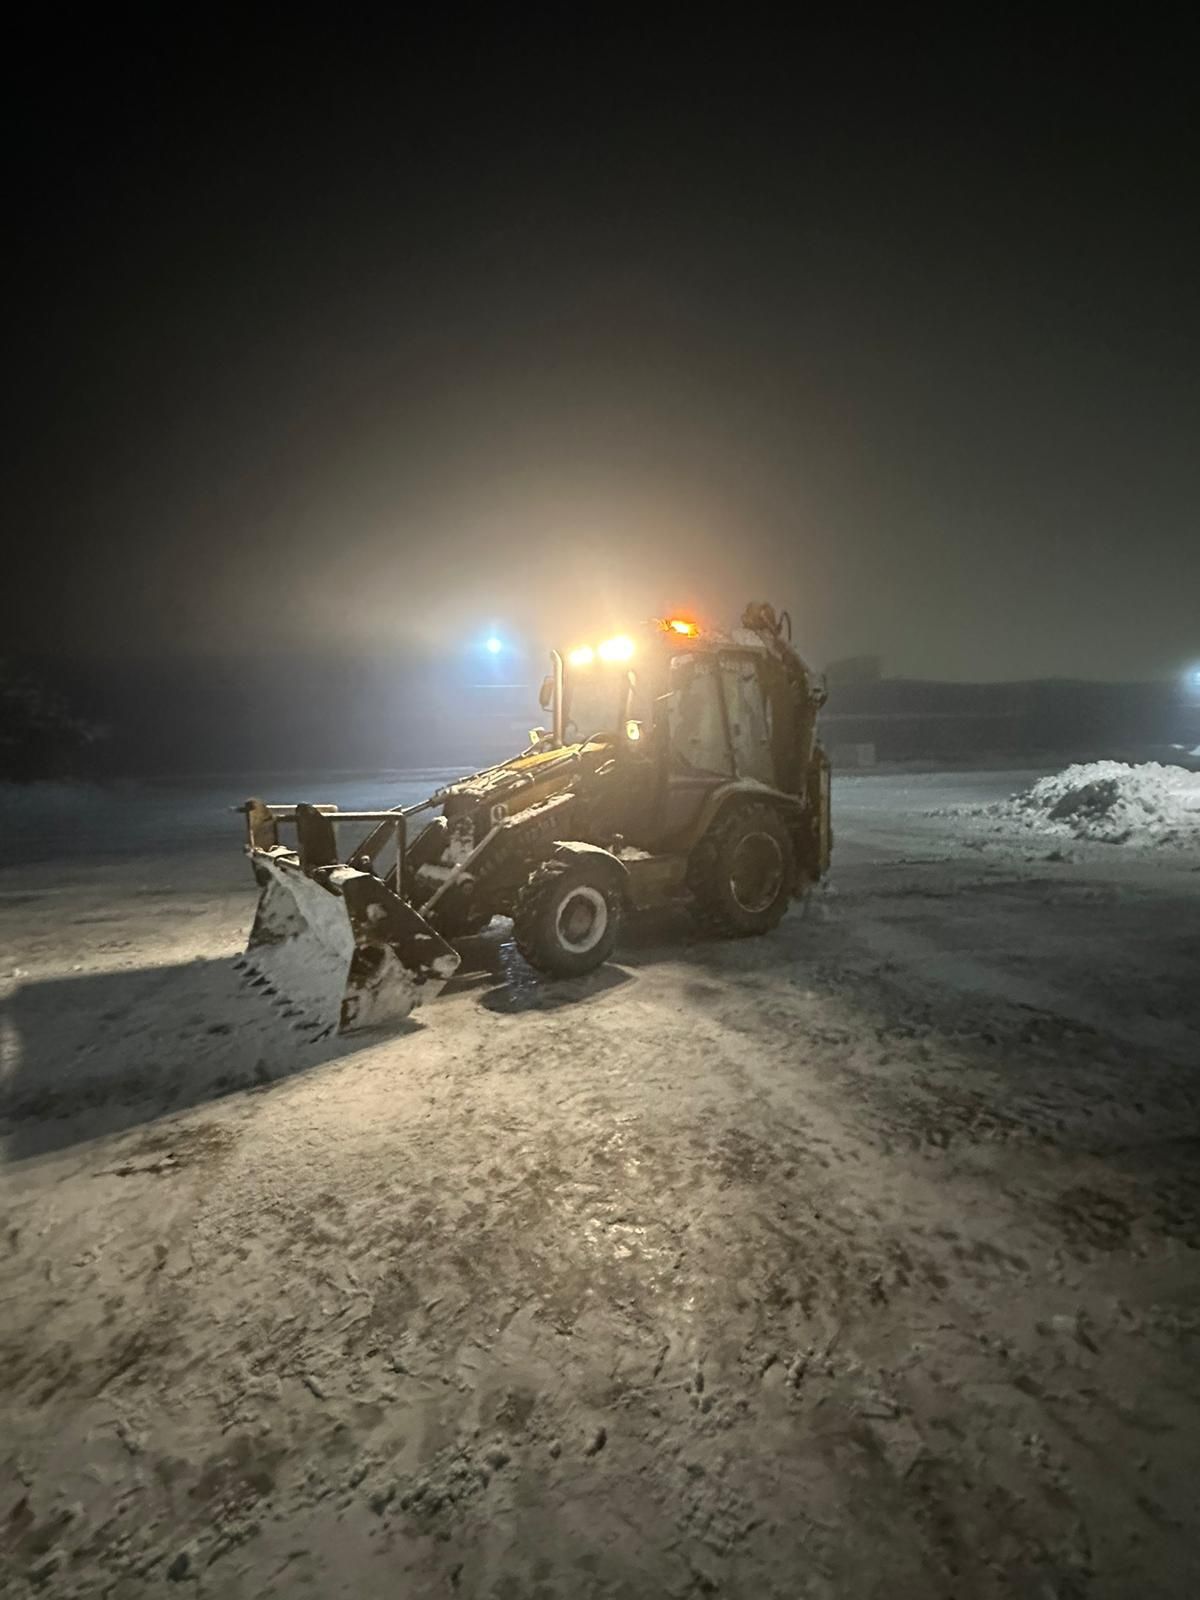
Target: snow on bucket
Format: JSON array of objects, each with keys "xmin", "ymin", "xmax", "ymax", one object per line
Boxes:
[{"xmin": 240, "ymin": 848, "xmax": 460, "ymax": 1034}]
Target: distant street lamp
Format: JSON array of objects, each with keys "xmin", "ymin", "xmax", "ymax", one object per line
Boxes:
[{"xmin": 485, "ymin": 636, "xmax": 503, "ymax": 655}]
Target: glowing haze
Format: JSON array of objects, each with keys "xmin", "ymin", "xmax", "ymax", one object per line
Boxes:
[{"xmin": 7, "ymin": 19, "xmax": 1198, "ymax": 683}]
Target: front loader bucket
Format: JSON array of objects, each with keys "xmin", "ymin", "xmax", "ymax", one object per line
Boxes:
[{"xmin": 241, "ymin": 846, "xmax": 460, "ymax": 1034}]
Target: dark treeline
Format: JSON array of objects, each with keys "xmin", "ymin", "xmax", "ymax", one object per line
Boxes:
[{"xmin": 2, "ymin": 652, "xmax": 535, "ymax": 780}]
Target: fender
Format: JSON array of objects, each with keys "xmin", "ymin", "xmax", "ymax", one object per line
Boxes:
[
  {"xmin": 682, "ymin": 778, "xmax": 805, "ymax": 854},
  {"xmin": 548, "ymin": 840, "xmax": 630, "ymax": 892}
]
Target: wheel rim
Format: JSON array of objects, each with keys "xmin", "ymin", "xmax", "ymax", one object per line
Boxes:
[
  {"xmin": 555, "ymin": 885, "xmax": 609, "ymax": 954},
  {"xmin": 729, "ymin": 831, "xmax": 785, "ymax": 913}
]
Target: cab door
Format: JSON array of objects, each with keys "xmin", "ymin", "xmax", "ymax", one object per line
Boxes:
[
  {"xmin": 654, "ymin": 650, "xmax": 776, "ymax": 845},
  {"xmin": 666, "ymin": 655, "xmax": 733, "ymax": 777},
  {"xmin": 718, "ymin": 653, "xmax": 775, "ymax": 785}
]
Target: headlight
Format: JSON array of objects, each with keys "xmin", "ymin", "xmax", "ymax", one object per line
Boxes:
[
  {"xmin": 598, "ymin": 634, "xmax": 634, "ymax": 663},
  {"xmin": 568, "ymin": 645, "xmax": 594, "ymax": 668}
]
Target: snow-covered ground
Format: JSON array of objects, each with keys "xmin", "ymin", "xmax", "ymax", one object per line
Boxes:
[{"xmin": 1, "ymin": 769, "xmax": 1198, "ymax": 1598}]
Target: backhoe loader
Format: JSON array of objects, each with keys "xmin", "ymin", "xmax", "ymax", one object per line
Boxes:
[{"xmin": 235, "ymin": 602, "xmax": 830, "ymax": 1032}]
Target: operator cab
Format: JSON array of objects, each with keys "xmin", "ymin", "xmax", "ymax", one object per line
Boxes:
[{"xmin": 544, "ymin": 616, "xmax": 819, "ymax": 851}]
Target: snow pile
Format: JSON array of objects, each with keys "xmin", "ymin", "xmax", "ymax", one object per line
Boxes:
[{"xmin": 997, "ymin": 761, "xmax": 1200, "ymax": 845}]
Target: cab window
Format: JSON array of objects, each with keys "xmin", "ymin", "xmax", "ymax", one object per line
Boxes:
[
  {"xmin": 667, "ymin": 656, "xmax": 733, "ymax": 776},
  {"xmin": 720, "ymin": 655, "xmax": 774, "ymax": 784}
]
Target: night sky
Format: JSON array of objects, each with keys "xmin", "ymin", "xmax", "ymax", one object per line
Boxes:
[{"xmin": 8, "ymin": 17, "xmax": 1199, "ymax": 682}]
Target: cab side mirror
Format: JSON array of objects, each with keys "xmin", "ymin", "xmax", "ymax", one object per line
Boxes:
[{"xmin": 538, "ymin": 675, "xmax": 554, "ymax": 711}]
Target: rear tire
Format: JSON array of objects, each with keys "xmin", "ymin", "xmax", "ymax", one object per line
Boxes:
[
  {"xmin": 688, "ymin": 801, "xmax": 795, "ymax": 937},
  {"xmin": 513, "ymin": 859, "xmax": 622, "ymax": 977}
]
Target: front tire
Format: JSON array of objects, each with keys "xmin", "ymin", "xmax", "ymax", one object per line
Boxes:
[
  {"xmin": 688, "ymin": 801, "xmax": 795, "ymax": 937},
  {"xmin": 512, "ymin": 859, "xmax": 622, "ymax": 977}
]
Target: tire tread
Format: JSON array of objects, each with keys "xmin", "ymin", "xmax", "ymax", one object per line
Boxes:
[
  {"xmin": 513, "ymin": 859, "xmax": 621, "ymax": 975},
  {"xmin": 687, "ymin": 801, "xmax": 794, "ymax": 937}
]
